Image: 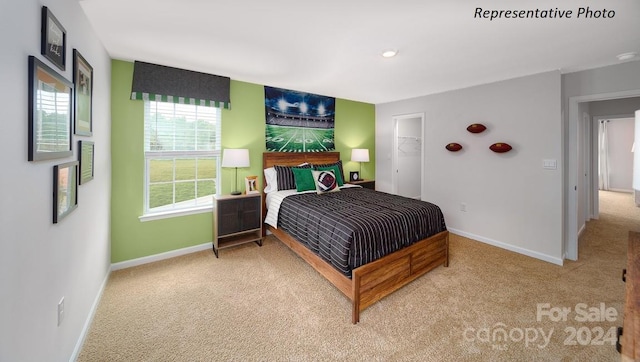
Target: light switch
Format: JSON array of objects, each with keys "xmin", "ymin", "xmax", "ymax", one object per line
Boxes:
[{"xmin": 543, "ymin": 159, "xmax": 557, "ymax": 170}]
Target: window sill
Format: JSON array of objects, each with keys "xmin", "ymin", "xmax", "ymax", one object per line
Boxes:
[{"xmin": 139, "ymin": 205, "xmax": 213, "ymax": 222}]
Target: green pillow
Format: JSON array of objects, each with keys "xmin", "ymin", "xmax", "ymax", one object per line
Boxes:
[
  {"xmin": 292, "ymin": 167, "xmax": 316, "ymax": 192},
  {"xmin": 316, "ymin": 165, "xmax": 344, "ymax": 186}
]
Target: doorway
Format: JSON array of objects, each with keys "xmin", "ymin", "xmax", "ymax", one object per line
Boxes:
[
  {"xmin": 392, "ymin": 113, "xmax": 424, "ymax": 199},
  {"xmin": 567, "ymin": 91, "xmax": 640, "ymax": 261}
]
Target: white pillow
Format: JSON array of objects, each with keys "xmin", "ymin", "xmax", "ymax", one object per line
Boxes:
[
  {"xmin": 263, "ymin": 167, "xmax": 277, "ymax": 193},
  {"xmin": 311, "ymin": 170, "xmax": 340, "ymax": 194}
]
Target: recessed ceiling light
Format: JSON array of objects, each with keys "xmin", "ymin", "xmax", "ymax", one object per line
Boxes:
[
  {"xmin": 382, "ymin": 50, "xmax": 398, "ymax": 58},
  {"xmin": 617, "ymin": 52, "xmax": 637, "ymax": 61}
]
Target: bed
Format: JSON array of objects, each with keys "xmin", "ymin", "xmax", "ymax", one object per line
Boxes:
[{"xmin": 262, "ymin": 151, "xmax": 449, "ymax": 323}]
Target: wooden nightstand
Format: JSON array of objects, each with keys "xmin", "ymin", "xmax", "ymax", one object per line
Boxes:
[
  {"xmin": 349, "ymin": 179, "xmax": 375, "ymax": 190},
  {"xmin": 213, "ymin": 193, "xmax": 262, "ymax": 257}
]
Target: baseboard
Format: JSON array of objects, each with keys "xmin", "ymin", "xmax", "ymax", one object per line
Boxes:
[
  {"xmin": 70, "ymin": 265, "xmax": 111, "ymax": 362},
  {"xmin": 578, "ymin": 223, "xmax": 586, "ymax": 238},
  {"xmin": 448, "ymin": 228, "xmax": 564, "ymax": 266},
  {"xmin": 607, "ymin": 188, "xmax": 633, "ymax": 193},
  {"xmin": 70, "ymin": 242, "xmax": 214, "ymax": 360},
  {"xmin": 111, "ymin": 242, "xmax": 213, "ymax": 271}
]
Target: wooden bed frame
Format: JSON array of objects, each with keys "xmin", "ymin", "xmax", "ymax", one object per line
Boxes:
[{"xmin": 262, "ymin": 152, "xmax": 449, "ymax": 323}]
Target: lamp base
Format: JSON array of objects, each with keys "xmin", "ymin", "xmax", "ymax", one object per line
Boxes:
[{"xmin": 231, "ymin": 167, "xmax": 241, "ymax": 195}]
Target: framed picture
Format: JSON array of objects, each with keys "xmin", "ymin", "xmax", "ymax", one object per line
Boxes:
[
  {"xmin": 41, "ymin": 6, "xmax": 66, "ymax": 71},
  {"xmin": 53, "ymin": 161, "xmax": 78, "ymax": 224},
  {"xmin": 78, "ymin": 141, "xmax": 94, "ymax": 185},
  {"xmin": 28, "ymin": 56, "xmax": 73, "ymax": 161},
  {"xmin": 73, "ymin": 49, "xmax": 93, "ymax": 136},
  {"xmin": 350, "ymin": 171, "xmax": 360, "ymax": 182},
  {"xmin": 245, "ymin": 175, "xmax": 259, "ymax": 194}
]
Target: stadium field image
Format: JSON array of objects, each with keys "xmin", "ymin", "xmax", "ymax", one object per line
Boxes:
[
  {"xmin": 265, "ymin": 124, "xmax": 334, "ymax": 152},
  {"xmin": 264, "ymin": 86, "xmax": 336, "ymax": 152}
]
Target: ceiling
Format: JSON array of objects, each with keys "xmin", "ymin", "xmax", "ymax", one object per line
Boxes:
[{"xmin": 79, "ymin": 0, "xmax": 640, "ymax": 104}]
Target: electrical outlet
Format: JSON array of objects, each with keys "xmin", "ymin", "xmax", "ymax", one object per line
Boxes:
[
  {"xmin": 58, "ymin": 297, "xmax": 64, "ymax": 326},
  {"xmin": 460, "ymin": 203, "xmax": 467, "ymax": 212}
]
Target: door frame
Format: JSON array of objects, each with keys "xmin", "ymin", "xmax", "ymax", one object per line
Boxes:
[
  {"xmin": 392, "ymin": 113, "xmax": 425, "ymax": 197},
  {"xmin": 567, "ymin": 89, "xmax": 640, "ymax": 261}
]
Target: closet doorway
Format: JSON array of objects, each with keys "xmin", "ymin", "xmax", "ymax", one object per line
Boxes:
[{"xmin": 392, "ymin": 113, "xmax": 424, "ymax": 199}]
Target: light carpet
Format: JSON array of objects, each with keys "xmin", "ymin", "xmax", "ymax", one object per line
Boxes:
[{"xmin": 78, "ymin": 191, "xmax": 639, "ymax": 361}]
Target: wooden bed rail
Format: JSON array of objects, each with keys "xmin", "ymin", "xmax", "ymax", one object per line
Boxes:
[{"xmin": 269, "ymin": 224, "xmax": 449, "ymax": 323}]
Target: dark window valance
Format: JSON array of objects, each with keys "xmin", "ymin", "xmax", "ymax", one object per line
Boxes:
[{"xmin": 131, "ymin": 61, "xmax": 230, "ymax": 109}]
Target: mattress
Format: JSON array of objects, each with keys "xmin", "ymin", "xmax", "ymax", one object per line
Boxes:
[{"xmin": 275, "ymin": 187, "xmax": 447, "ymax": 277}]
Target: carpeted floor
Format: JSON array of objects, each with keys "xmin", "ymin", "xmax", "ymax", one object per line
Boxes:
[{"xmin": 78, "ymin": 191, "xmax": 639, "ymax": 361}]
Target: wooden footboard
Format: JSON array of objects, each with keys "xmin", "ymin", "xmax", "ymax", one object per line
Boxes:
[
  {"xmin": 269, "ymin": 225, "xmax": 449, "ymax": 323},
  {"xmin": 352, "ymin": 230, "xmax": 449, "ymax": 323}
]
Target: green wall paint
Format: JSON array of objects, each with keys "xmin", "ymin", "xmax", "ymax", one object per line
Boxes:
[
  {"xmin": 111, "ymin": 59, "xmax": 375, "ymax": 263},
  {"xmin": 335, "ymin": 98, "xmax": 376, "ymax": 180}
]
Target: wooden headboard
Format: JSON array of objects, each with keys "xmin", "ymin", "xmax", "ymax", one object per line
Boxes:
[
  {"xmin": 261, "ymin": 151, "xmax": 341, "ymax": 235},
  {"xmin": 263, "ymin": 152, "xmax": 340, "ymax": 181}
]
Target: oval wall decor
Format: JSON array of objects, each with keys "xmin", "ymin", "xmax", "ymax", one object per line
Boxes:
[
  {"xmin": 467, "ymin": 123, "xmax": 487, "ymax": 133},
  {"xmin": 445, "ymin": 143, "xmax": 463, "ymax": 152},
  {"xmin": 489, "ymin": 143, "xmax": 512, "ymax": 153}
]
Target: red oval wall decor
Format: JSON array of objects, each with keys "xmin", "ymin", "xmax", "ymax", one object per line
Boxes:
[
  {"xmin": 467, "ymin": 123, "xmax": 487, "ymax": 133},
  {"xmin": 445, "ymin": 143, "xmax": 463, "ymax": 152},
  {"xmin": 489, "ymin": 143, "xmax": 512, "ymax": 153}
]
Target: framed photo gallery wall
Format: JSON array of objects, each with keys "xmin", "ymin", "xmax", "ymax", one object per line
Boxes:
[
  {"xmin": 28, "ymin": 55, "xmax": 73, "ymax": 161},
  {"xmin": 73, "ymin": 49, "xmax": 93, "ymax": 136},
  {"xmin": 41, "ymin": 6, "xmax": 66, "ymax": 71},
  {"xmin": 32, "ymin": 6, "xmax": 96, "ymax": 223}
]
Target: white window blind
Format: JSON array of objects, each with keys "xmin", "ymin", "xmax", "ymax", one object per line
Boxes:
[
  {"xmin": 143, "ymin": 101, "xmax": 221, "ymax": 216},
  {"xmin": 37, "ymin": 82, "xmax": 71, "ymax": 152}
]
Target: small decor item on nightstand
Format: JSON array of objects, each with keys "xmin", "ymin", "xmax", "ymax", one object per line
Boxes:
[
  {"xmin": 245, "ymin": 175, "xmax": 259, "ymax": 194},
  {"xmin": 350, "ymin": 171, "xmax": 360, "ymax": 182}
]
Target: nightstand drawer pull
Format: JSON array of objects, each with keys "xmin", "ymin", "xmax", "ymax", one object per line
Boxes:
[{"xmin": 622, "ymin": 268, "xmax": 627, "ymax": 282}]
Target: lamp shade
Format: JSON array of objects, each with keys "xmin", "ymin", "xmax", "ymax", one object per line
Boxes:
[
  {"xmin": 351, "ymin": 149, "xmax": 370, "ymax": 163},
  {"xmin": 221, "ymin": 149, "xmax": 250, "ymax": 168}
]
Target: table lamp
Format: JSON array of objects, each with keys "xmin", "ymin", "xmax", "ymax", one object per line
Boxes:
[
  {"xmin": 221, "ymin": 149, "xmax": 250, "ymax": 195},
  {"xmin": 350, "ymin": 148, "xmax": 369, "ymax": 181}
]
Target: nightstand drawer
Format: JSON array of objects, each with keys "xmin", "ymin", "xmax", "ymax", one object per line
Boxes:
[
  {"xmin": 213, "ymin": 193, "xmax": 262, "ymax": 257},
  {"xmin": 217, "ymin": 196, "xmax": 260, "ymax": 236}
]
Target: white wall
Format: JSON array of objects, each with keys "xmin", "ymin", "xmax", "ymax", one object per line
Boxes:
[
  {"xmin": 589, "ymin": 97, "xmax": 640, "ymax": 117},
  {"xmin": 396, "ymin": 117, "xmax": 422, "ymax": 199},
  {"xmin": 590, "ymin": 97, "xmax": 640, "ymax": 192},
  {"xmin": 376, "ymin": 71, "xmax": 563, "ymax": 264},
  {"xmin": 602, "ymin": 118, "xmax": 635, "ymax": 191},
  {"xmin": 0, "ymin": 1, "xmax": 111, "ymax": 361}
]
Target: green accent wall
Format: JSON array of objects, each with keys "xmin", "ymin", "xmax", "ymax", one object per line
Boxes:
[{"xmin": 111, "ymin": 59, "xmax": 375, "ymax": 263}]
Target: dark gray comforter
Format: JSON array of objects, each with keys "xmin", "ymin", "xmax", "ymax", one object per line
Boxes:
[{"xmin": 277, "ymin": 187, "xmax": 447, "ymax": 277}]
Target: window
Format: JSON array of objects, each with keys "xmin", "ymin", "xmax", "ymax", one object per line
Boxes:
[{"xmin": 143, "ymin": 101, "xmax": 221, "ymax": 218}]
